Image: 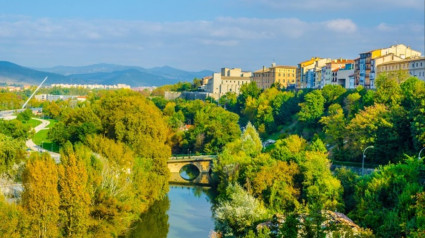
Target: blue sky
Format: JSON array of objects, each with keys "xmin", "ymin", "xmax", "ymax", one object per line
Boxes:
[{"xmin": 0, "ymin": 0, "xmax": 424, "ymax": 71}]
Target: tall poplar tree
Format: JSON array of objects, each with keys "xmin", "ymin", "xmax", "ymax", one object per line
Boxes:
[
  {"xmin": 58, "ymin": 142, "xmax": 90, "ymax": 237},
  {"xmin": 22, "ymin": 153, "xmax": 60, "ymax": 238}
]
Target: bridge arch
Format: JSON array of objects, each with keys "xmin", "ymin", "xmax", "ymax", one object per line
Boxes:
[{"xmin": 167, "ymin": 155, "xmax": 215, "ymax": 186}]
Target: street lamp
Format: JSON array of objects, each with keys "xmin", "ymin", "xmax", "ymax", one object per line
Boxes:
[
  {"xmin": 362, "ymin": 145, "xmax": 374, "ymax": 176},
  {"xmin": 419, "ymin": 147, "xmax": 425, "ymax": 160}
]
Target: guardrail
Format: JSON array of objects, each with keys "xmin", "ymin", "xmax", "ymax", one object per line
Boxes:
[{"xmin": 168, "ymin": 154, "xmax": 217, "ymax": 160}]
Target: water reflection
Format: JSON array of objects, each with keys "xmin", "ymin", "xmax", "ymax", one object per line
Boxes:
[
  {"xmin": 126, "ymin": 185, "xmax": 216, "ymax": 238},
  {"xmin": 180, "ymin": 164, "xmax": 201, "ymax": 180},
  {"xmin": 126, "ymin": 197, "xmax": 170, "ymax": 238}
]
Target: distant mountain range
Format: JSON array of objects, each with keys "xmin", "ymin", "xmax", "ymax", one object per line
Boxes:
[{"xmin": 0, "ymin": 61, "xmax": 213, "ymax": 87}]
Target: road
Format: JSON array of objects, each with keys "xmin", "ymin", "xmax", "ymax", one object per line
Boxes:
[{"xmin": 25, "ymin": 118, "xmax": 61, "ymax": 163}]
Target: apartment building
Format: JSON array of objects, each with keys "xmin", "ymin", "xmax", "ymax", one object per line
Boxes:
[
  {"xmin": 252, "ymin": 63, "xmax": 297, "ymax": 89},
  {"xmin": 354, "ymin": 44, "xmax": 422, "ymax": 88},
  {"xmin": 409, "ymin": 58, "xmax": 425, "ymax": 81},
  {"xmin": 320, "ymin": 59, "xmax": 354, "ymax": 88},
  {"xmin": 297, "ymin": 57, "xmax": 330, "ymax": 88}
]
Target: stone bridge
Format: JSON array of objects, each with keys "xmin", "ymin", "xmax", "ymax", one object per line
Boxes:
[{"xmin": 167, "ymin": 155, "xmax": 216, "ymax": 186}]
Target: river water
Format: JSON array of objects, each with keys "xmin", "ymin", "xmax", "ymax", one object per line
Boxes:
[{"xmin": 127, "ymin": 183, "xmax": 216, "ymax": 237}]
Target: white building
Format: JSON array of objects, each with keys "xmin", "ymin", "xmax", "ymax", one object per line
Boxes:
[
  {"xmin": 409, "ymin": 57, "xmax": 425, "ymax": 81},
  {"xmin": 205, "ymin": 68, "xmax": 252, "ymax": 99},
  {"xmin": 35, "ymin": 94, "xmax": 80, "ymax": 101}
]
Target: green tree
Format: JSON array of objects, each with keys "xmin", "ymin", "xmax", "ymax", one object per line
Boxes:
[
  {"xmin": 320, "ymin": 104, "xmax": 346, "ymax": 157},
  {"xmin": 298, "ymin": 90, "xmax": 325, "ymax": 124},
  {"xmin": 0, "ymin": 133, "xmax": 25, "ymax": 175},
  {"xmin": 346, "ymin": 103, "xmax": 392, "ymax": 158},
  {"xmin": 374, "ymin": 74, "xmax": 403, "ymax": 107},
  {"xmin": 351, "ymin": 158, "xmax": 424, "ymax": 237},
  {"xmin": 16, "ymin": 108, "xmax": 33, "ymax": 122},
  {"xmin": 215, "ymin": 183, "xmax": 267, "ymax": 236},
  {"xmin": 321, "ymin": 84, "xmax": 346, "ymax": 106},
  {"xmin": 0, "ymin": 119, "xmax": 32, "ymax": 140}
]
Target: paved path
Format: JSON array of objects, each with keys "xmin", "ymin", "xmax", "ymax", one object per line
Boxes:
[{"xmin": 25, "ymin": 118, "xmax": 61, "ymax": 163}]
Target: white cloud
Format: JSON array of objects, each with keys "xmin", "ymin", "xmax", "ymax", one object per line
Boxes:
[
  {"xmin": 325, "ymin": 19, "xmax": 357, "ymax": 33},
  {"xmin": 0, "ymin": 16, "xmax": 422, "ymax": 70}
]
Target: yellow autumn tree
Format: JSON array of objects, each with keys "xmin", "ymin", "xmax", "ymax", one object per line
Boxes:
[
  {"xmin": 22, "ymin": 153, "xmax": 60, "ymax": 238},
  {"xmin": 58, "ymin": 142, "xmax": 91, "ymax": 237}
]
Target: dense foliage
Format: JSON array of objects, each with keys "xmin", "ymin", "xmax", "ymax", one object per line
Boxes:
[{"xmin": 0, "ymin": 89, "xmax": 172, "ymax": 237}]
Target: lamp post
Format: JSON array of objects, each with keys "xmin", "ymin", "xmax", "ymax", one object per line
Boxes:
[
  {"xmin": 419, "ymin": 147, "xmax": 425, "ymax": 160},
  {"xmin": 362, "ymin": 145, "xmax": 374, "ymax": 176}
]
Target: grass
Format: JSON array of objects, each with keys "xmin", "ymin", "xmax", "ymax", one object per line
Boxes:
[
  {"xmin": 23, "ymin": 118, "xmax": 42, "ymax": 128},
  {"xmin": 45, "ymin": 119, "xmax": 57, "ymax": 129},
  {"xmin": 32, "ymin": 119, "xmax": 60, "ymax": 153}
]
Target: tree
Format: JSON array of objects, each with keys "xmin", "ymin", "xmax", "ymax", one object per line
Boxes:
[
  {"xmin": 219, "ymin": 92, "xmax": 238, "ymax": 113},
  {"xmin": 270, "ymin": 135, "xmax": 307, "ymax": 162},
  {"xmin": 321, "ymin": 84, "xmax": 346, "ymax": 106},
  {"xmin": 0, "ymin": 133, "xmax": 25, "ymax": 175},
  {"xmin": 346, "ymin": 103, "xmax": 392, "ymax": 157},
  {"xmin": 94, "ymin": 90, "xmax": 170, "ymax": 160},
  {"xmin": 344, "ymin": 92, "xmax": 361, "ymax": 119},
  {"xmin": 298, "ymin": 90, "xmax": 325, "ymax": 124},
  {"xmin": 58, "ymin": 142, "xmax": 91, "ymax": 237},
  {"xmin": 0, "ymin": 194, "xmax": 22, "ymax": 238},
  {"xmin": 374, "ymin": 74, "xmax": 403, "ymax": 107},
  {"xmin": 351, "ymin": 158, "xmax": 424, "ymax": 237},
  {"xmin": 301, "ymin": 151, "xmax": 342, "ymax": 211},
  {"xmin": 22, "ymin": 153, "xmax": 60, "ymax": 238},
  {"xmin": 48, "ymin": 106, "xmax": 102, "ymax": 145},
  {"xmin": 0, "ymin": 119, "xmax": 32, "ymax": 140},
  {"xmin": 213, "ymin": 123, "xmax": 264, "ymax": 193},
  {"xmin": 320, "ymin": 104, "xmax": 346, "ymax": 157},
  {"xmin": 215, "ymin": 183, "xmax": 267, "ymax": 236},
  {"xmin": 16, "ymin": 108, "xmax": 33, "ymax": 122},
  {"xmin": 252, "ymin": 161, "xmax": 300, "ymax": 212}
]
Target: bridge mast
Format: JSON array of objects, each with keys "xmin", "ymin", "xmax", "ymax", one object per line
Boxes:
[{"xmin": 22, "ymin": 76, "xmax": 48, "ymax": 109}]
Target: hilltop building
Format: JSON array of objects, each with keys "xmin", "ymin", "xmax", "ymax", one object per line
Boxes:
[
  {"xmin": 321, "ymin": 59, "xmax": 354, "ymax": 88},
  {"xmin": 409, "ymin": 57, "xmax": 425, "ymax": 81},
  {"xmin": 354, "ymin": 44, "xmax": 421, "ymax": 88},
  {"xmin": 297, "ymin": 57, "xmax": 331, "ymax": 88},
  {"xmin": 204, "ymin": 68, "xmax": 252, "ymax": 99},
  {"xmin": 376, "ymin": 57, "xmax": 425, "ymax": 81},
  {"xmin": 252, "ymin": 63, "xmax": 297, "ymax": 89}
]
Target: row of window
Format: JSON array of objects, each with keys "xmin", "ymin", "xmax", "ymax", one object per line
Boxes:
[
  {"xmin": 411, "ymin": 62, "xmax": 424, "ymax": 68},
  {"xmin": 410, "ymin": 71, "xmax": 425, "ymax": 77}
]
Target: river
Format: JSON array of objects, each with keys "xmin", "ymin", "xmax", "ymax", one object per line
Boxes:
[{"xmin": 127, "ymin": 169, "xmax": 216, "ymax": 238}]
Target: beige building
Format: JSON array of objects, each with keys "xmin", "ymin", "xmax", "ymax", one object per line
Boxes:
[
  {"xmin": 253, "ymin": 63, "xmax": 297, "ymax": 89},
  {"xmin": 205, "ymin": 68, "xmax": 252, "ymax": 99},
  {"xmin": 376, "ymin": 59, "xmax": 410, "ymax": 75},
  {"xmin": 376, "ymin": 57, "xmax": 425, "ymax": 81}
]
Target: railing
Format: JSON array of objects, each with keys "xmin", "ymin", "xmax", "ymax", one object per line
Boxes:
[{"xmin": 168, "ymin": 154, "xmax": 217, "ymax": 161}]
